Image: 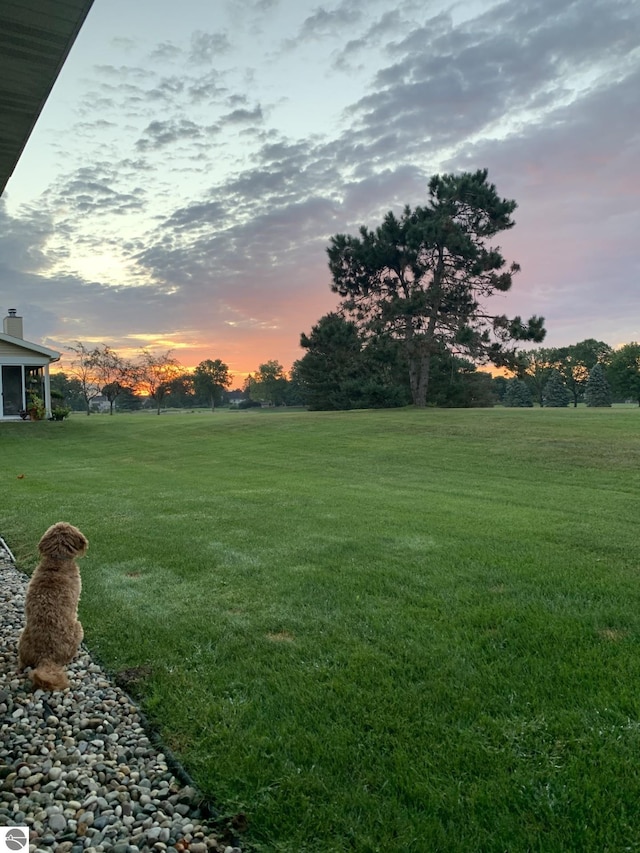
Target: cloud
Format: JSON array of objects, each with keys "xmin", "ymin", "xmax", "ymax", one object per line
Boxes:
[
  {"xmin": 164, "ymin": 201, "xmax": 227, "ymax": 229},
  {"xmin": 135, "ymin": 118, "xmax": 213, "ymax": 151},
  {"xmin": 149, "ymin": 42, "xmax": 183, "ymax": 63},
  {"xmin": 220, "ymin": 105, "xmax": 264, "ymax": 125},
  {"xmin": 296, "ymin": 0, "xmax": 365, "ymax": 42},
  {"xmin": 46, "ymin": 164, "xmax": 146, "ymax": 217},
  {"xmin": 331, "ymin": 7, "xmax": 416, "ymax": 71},
  {"xmin": 0, "ymin": 199, "xmax": 55, "ymax": 274},
  {"xmin": 347, "ymin": 0, "xmax": 639, "ymax": 165},
  {"xmin": 187, "ymin": 70, "xmax": 227, "ymax": 102},
  {"xmin": 252, "ymin": 0, "xmax": 279, "ymax": 11},
  {"xmin": 189, "ymin": 30, "xmax": 232, "ymax": 64}
]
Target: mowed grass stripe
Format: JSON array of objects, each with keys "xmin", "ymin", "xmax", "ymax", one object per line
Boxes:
[{"xmin": 2, "ymin": 407, "xmax": 640, "ymax": 852}]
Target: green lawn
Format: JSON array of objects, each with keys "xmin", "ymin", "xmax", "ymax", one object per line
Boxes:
[{"xmin": 2, "ymin": 407, "xmax": 640, "ymax": 852}]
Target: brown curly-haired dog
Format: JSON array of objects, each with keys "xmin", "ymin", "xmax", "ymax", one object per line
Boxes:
[{"xmin": 18, "ymin": 522, "xmax": 88, "ymax": 691}]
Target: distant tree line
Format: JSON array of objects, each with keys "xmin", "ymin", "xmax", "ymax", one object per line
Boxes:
[
  {"xmin": 493, "ymin": 340, "xmax": 640, "ymax": 408},
  {"xmin": 52, "ymin": 345, "xmax": 234, "ymax": 415},
  {"xmin": 50, "ymin": 337, "xmax": 640, "ymax": 416},
  {"xmin": 52, "ymin": 345, "xmax": 310, "ymax": 414}
]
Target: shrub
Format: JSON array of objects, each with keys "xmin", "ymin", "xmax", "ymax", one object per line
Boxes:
[
  {"xmin": 26, "ymin": 394, "xmax": 46, "ymax": 420},
  {"xmin": 50, "ymin": 406, "xmax": 71, "ymax": 421}
]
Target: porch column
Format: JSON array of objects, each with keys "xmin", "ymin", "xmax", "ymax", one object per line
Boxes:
[{"xmin": 44, "ymin": 363, "xmax": 52, "ymax": 417}]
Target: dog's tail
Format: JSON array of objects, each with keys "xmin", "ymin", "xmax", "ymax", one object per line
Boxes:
[{"xmin": 31, "ymin": 661, "xmax": 69, "ymax": 691}]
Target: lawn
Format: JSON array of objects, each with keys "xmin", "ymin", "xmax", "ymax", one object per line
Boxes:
[{"xmin": 2, "ymin": 406, "xmax": 640, "ymax": 852}]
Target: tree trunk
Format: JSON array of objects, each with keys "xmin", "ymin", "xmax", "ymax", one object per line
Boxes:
[
  {"xmin": 408, "ymin": 248, "xmax": 442, "ymax": 407},
  {"xmin": 408, "ymin": 350, "xmax": 431, "ymax": 407}
]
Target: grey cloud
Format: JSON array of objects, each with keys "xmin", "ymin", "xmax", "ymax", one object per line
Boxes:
[
  {"xmin": 189, "ymin": 31, "xmax": 232, "ymax": 64},
  {"xmin": 165, "ymin": 201, "xmax": 227, "ymax": 229},
  {"xmin": 149, "ymin": 42, "xmax": 183, "ymax": 63},
  {"xmin": 40, "ymin": 164, "xmax": 147, "ymax": 220},
  {"xmin": 82, "ymin": 64, "xmax": 228, "ymax": 120},
  {"xmin": 137, "ymin": 158, "xmax": 340, "ymax": 286},
  {"xmin": 441, "ymin": 64, "xmax": 640, "ymax": 346},
  {"xmin": 187, "ymin": 71, "xmax": 227, "ymax": 102},
  {"xmin": 111, "ymin": 37, "xmax": 137, "ymax": 52},
  {"xmin": 147, "ymin": 77, "xmax": 186, "ymax": 100},
  {"xmin": 0, "ymin": 205, "xmax": 182, "ymax": 348},
  {"xmin": 298, "ymin": 1, "xmax": 364, "ymax": 40},
  {"xmin": 278, "ymin": 0, "xmax": 368, "ymax": 53},
  {"xmin": 75, "ymin": 119, "xmax": 118, "ymax": 131},
  {"xmin": 117, "ymin": 157, "xmax": 155, "ymax": 174},
  {"xmin": 0, "ymin": 201, "xmax": 55, "ymax": 274},
  {"xmin": 348, "ymin": 0, "xmax": 639, "ymax": 161},
  {"xmin": 221, "ymin": 106, "xmax": 264, "ymax": 125},
  {"xmin": 226, "ymin": 94, "xmax": 249, "ymax": 108},
  {"xmin": 93, "ymin": 64, "xmax": 154, "ymax": 81},
  {"xmin": 332, "ymin": 8, "xmax": 416, "ymax": 71},
  {"xmin": 135, "ymin": 119, "xmax": 210, "ymax": 151},
  {"xmin": 252, "ymin": 0, "xmax": 279, "ymax": 11}
]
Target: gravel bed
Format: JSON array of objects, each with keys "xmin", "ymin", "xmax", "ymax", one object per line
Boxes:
[{"xmin": 0, "ymin": 541, "xmax": 243, "ymax": 853}]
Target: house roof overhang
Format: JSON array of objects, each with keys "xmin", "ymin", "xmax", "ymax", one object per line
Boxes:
[
  {"xmin": 0, "ymin": 0, "xmax": 95, "ymax": 198},
  {"xmin": 0, "ymin": 332, "xmax": 60, "ymax": 361}
]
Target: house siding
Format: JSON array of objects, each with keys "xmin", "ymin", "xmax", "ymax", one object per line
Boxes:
[{"xmin": 0, "ymin": 340, "xmax": 31, "ymax": 357}]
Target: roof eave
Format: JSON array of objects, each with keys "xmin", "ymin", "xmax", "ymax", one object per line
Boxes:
[{"xmin": 0, "ymin": 332, "xmax": 61, "ymax": 360}]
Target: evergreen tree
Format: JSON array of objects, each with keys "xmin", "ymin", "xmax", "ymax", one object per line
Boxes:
[
  {"xmin": 492, "ymin": 376, "xmax": 508, "ymax": 403},
  {"xmin": 428, "ymin": 352, "xmax": 495, "ymax": 407},
  {"xmin": 542, "ymin": 369, "xmax": 570, "ymax": 407},
  {"xmin": 503, "ymin": 378, "xmax": 533, "ymax": 407},
  {"xmin": 297, "ymin": 314, "xmax": 410, "ymax": 410},
  {"xmin": 297, "ymin": 313, "xmax": 363, "ymax": 410},
  {"xmin": 584, "ymin": 362, "xmax": 612, "ymax": 407}
]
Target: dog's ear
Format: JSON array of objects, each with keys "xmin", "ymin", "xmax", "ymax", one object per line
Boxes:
[{"xmin": 39, "ymin": 522, "xmax": 89, "ymax": 558}]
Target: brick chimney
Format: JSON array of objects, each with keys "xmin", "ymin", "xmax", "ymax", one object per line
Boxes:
[{"xmin": 3, "ymin": 309, "xmax": 24, "ymax": 339}]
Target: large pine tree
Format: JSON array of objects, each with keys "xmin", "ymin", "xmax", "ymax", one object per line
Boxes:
[{"xmin": 327, "ymin": 170, "xmax": 545, "ymax": 406}]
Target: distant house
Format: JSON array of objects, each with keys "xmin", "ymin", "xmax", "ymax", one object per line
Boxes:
[
  {"xmin": 227, "ymin": 389, "xmax": 247, "ymax": 407},
  {"xmin": 0, "ymin": 310, "xmax": 60, "ymax": 420},
  {"xmin": 90, "ymin": 395, "xmax": 111, "ymax": 413}
]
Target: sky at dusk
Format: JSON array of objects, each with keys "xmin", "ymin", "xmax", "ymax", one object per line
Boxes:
[{"xmin": 1, "ymin": 0, "xmax": 638, "ymax": 381}]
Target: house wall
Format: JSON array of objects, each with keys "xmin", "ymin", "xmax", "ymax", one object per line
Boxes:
[
  {"xmin": 0, "ymin": 330, "xmax": 60, "ymax": 419},
  {"xmin": 0, "ymin": 354, "xmax": 54, "ymax": 419},
  {"xmin": 0, "ymin": 340, "xmax": 31, "ymax": 357}
]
